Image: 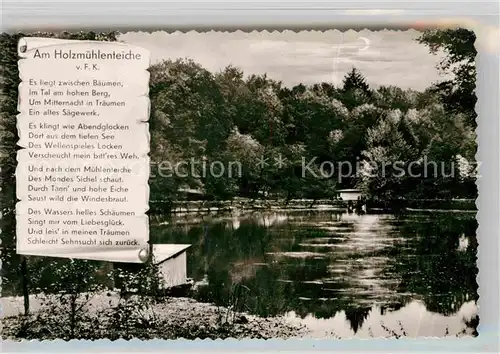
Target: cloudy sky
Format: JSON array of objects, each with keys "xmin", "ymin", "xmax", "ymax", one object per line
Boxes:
[{"xmin": 120, "ymin": 29, "xmax": 449, "ymax": 91}]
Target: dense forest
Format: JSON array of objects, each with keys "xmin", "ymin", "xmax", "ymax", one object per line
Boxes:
[{"xmin": 147, "ymin": 30, "xmax": 477, "ymax": 207}]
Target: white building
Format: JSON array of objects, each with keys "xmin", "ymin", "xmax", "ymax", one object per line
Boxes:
[
  {"xmin": 337, "ymin": 189, "xmax": 362, "ymax": 201},
  {"xmin": 152, "ymin": 244, "xmax": 192, "ymax": 289}
]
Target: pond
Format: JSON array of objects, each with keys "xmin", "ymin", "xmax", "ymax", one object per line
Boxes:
[{"xmin": 151, "ymin": 209, "xmax": 479, "ymax": 338}]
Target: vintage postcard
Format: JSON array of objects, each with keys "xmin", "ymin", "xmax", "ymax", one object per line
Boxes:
[{"xmin": 0, "ymin": 28, "xmax": 478, "ymax": 340}]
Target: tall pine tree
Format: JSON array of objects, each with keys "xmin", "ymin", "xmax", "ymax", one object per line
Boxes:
[
  {"xmin": 342, "ymin": 67, "xmax": 371, "ymax": 94},
  {"xmin": 340, "ymin": 67, "xmax": 372, "ymax": 109}
]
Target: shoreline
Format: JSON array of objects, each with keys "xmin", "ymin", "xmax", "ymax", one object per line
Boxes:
[
  {"xmin": 1, "ymin": 293, "xmax": 478, "ymax": 340},
  {"xmin": 149, "ymin": 198, "xmax": 477, "ymax": 216},
  {"xmin": 1, "ymin": 198, "xmax": 477, "ymax": 219},
  {"xmin": 1, "ymin": 292, "xmax": 307, "ymax": 340}
]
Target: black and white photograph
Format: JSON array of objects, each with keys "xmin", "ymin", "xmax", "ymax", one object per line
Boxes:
[{"xmin": 0, "ymin": 28, "xmax": 478, "ymax": 340}]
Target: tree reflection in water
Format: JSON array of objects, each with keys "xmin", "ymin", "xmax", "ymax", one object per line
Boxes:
[{"xmin": 151, "ymin": 210, "xmax": 478, "ymax": 337}]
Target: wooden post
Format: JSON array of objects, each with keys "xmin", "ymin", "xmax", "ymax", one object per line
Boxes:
[{"xmin": 20, "ymin": 256, "xmax": 29, "ymax": 316}]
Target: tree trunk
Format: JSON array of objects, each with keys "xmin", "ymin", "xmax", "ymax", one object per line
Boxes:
[{"xmin": 70, "ymin": 294, "xmax": 77, "ymax": 338}]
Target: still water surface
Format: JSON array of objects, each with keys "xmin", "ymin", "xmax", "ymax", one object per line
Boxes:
[{"xmin": 151, "ymin": 210, "xmax": 478, "ymax": 338}]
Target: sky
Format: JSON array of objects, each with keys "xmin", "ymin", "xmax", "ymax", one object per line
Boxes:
[{"xmin": 119, "ymin": 29, "xmax": 449, "ymax": 91}]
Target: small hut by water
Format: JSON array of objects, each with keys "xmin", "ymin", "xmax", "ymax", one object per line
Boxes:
[
  {"xmin": 336, "ymin": 189, "xmax": 365, "ymax": 213},
  {"xmin": 152, "ymin": 244, "xmax": 192, "ymax": 289},
  {"xmin": 112, "ymin": 244, "xmax": 192, "ymax": 292},
  {"xmin": 337, "ymin": 189, "xmax": 362, "ymax": 201}
]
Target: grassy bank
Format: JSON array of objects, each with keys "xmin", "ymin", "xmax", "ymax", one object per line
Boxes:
[{"xmin": 1, "ymin": 292, "xmax": 307, "ymax": 340}]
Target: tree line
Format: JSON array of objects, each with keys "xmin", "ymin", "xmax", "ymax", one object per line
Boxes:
[
  {"xmin": 147, "ymin": 32, "xmax": 477, "ymax": 207},
  {"xmin": 0, "ymin": 29, "xmax": 478, "ymax": 217}
]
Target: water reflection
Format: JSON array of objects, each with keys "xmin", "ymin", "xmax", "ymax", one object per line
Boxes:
[
  {"xmin": 284, "ymin": 300, "xmax": 478, "ymax": 338},
  {"xmin": 151, "ymin": 210, "xmax": 478, "ymax": 337}
]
